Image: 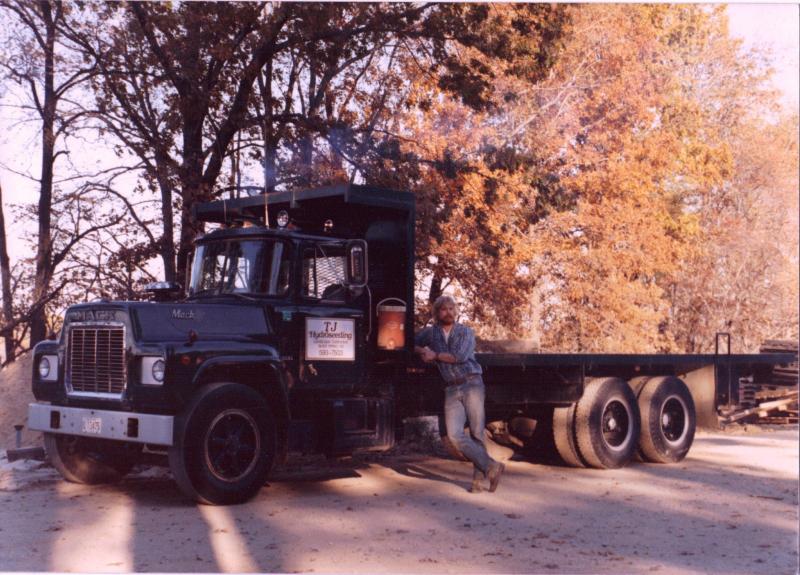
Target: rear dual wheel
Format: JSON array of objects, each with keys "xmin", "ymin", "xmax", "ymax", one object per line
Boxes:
[
  {"xmin": 553, "ymin": 376, "xmax": 696, "ymax": 468},
  {"xmin": 636, "ymin": 376, "xmax": 696, "ymax": 463},
  {"xmin": 553, "ymin": 403, "xmax": 584, "ymax": 468},
  {"xmin": 553, "ymin": 377, "xmax": 640, "ymax": 469}
]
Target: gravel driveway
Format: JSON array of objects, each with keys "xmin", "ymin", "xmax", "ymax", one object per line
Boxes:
[{"xmin": 0, "ymin": 428, "xmax": 797, "ymax": 574}]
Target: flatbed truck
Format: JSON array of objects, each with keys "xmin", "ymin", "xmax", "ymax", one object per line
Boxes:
[{"xmin": 27, "ymin": 185, "xmax": 795, "ymax": 503}]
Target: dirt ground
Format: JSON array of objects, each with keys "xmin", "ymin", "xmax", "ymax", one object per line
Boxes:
[
  {"xmin": 0, "ymin": 353, "xmax": 41, "ymax": 451},
  {"xmin": 0, "ymin": 427, "xmax": 797, "ymax": 574}
]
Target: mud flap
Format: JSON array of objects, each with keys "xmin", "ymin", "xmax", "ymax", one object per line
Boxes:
[{"xmin": 679, "ymin": 365, "xmax": 720, "ymax": 429}]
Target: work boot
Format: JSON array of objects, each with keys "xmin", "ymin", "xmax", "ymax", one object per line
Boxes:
[
  {"xmin": 469, "ymin": 467, "xmax": 484, "ymax": 493},
  {"xmin": 487, "ymin": 461, "xmax": 505, "ymax": 493}
]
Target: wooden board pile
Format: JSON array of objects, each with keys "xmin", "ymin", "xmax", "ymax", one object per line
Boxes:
[
  {"xmin": 721, "ymin": 339, "xmax": 798, "ymax": 425},
  {"xmin": 722, "ymin": 389, "xmax": 798, "ymax": 424}
]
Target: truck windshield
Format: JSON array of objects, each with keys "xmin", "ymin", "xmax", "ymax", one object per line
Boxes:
[{"xmin": 188, "ymin": 239, "xmax": 291, "ymax": 297}]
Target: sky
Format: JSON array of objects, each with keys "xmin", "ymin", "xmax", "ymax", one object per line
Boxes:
[
  {"xmin": 0, "ymin": 3, "xmax": 798, "ymax": 264},
  {"xmin": 726, "ymin": 3, "xmax": 799, "ymax": 107}
]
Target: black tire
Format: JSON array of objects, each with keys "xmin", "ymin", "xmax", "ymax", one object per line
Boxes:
[
  {"xmin": 169, "ymin": 382, "xmax": 277, "ymax": 505},
  {"xmin": 553, "ymin": 404, "xmax": 585, "ymax": 467},
  {"xmin": 627, "ymin": 376, "xmax": 652, "ymax": 461},
  {"xmin": 44, "ymin": 433, "xmax": 139, "ymax": 484},
  {"xmin": 637, "ymin": 376, "xmax": 696, "ymax": 463},
  {"xmin": 575, "ymin": 377, "xmax": 641, "ymax": 469}
]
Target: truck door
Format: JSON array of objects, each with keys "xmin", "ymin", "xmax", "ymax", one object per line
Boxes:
[
  {"xmin": 290, "ymin": 241, "xmax": 393, "ymax": 454},
  {"xmin": 296, "ymin": 241, "xmax": 366, "ymax": 390}
]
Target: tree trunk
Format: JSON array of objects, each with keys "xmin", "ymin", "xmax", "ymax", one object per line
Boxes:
[
  {"xmin": 299, "ymin": 131, "xmax": 314, "ymax": 187},
  {"xmin": 176, "ymin": 97, "xmax": 208, "ymax": 284},
  {"xmin": 260, "ymin": 61, "xmax": 278, "ymax": 193},
  {"xmin": 30, "ymin": 0, "xmax": 58, "ymax": 347},
  {"xmin": 0, "ymin": 182, "xmax": 15, "ymax": 363},
  {"xmin": 429, "ymin": 273, "xmax": 443, "ymax": 303}
]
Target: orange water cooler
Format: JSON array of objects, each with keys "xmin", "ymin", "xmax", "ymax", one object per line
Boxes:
[{"xmin": 376, "ymin": 298, "xmax": 406, "ymax": 350}]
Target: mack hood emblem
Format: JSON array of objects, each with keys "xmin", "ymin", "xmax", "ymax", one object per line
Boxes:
[{"xmin": 171, "ymin": 308, "xmax": 196, "ymax": 320}]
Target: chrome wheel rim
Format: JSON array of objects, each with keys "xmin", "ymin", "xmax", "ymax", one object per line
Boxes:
[
  {"xmin": 601, "ymin": 397, "xmax": 633, "ymax": 452},
  {"xmin": 660, "ymin": 395, "xmax": 688, "ymax": 445}
]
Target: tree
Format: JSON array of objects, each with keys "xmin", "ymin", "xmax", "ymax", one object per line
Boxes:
[
  {"xmin": 652, "ymin": 6, "xmax": 799, "ymax": 352},
  {"xmin": 0, "ymin": 181, "xmax": 15, "ymax": 362},
  {"xmin": 374, "ymin": 4, "xmax": 795, "ymax": 351},
  {"xmin": 0, "ymin": 0, "xmax": 106, "ymax": 347},
  {"xmin": 345, "ymin": 4, "xmax": 571, "ymax": 333},
  {"xmin": 2, "ymin": 3, "xmax": 793, "ymax": 355},
  {"xmin": 373, "ymin": 72, "xmax": 544, "ymax": 332},
  {"xmin": 508, "ymin": 5, "xmax": 794, "ymax": 352},
  {"xmin": 64, "ymin": 2, "xmax": 570, "ymax": 286},
  {"xmin": 66, "ymin": 2, "xmax": 430, "ymax": 282},
  {"xmin": 668, "ymin": 113, "xmax": 799, "ymax": 351}
]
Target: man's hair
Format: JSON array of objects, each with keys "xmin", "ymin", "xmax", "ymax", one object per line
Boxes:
[{"xmin": 432, "ymin": 295, "xmax": 457, "ymax": 319}]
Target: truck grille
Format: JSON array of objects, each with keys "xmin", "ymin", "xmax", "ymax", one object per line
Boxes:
[{"xmin": 67, "ymin": 324, "xmax": 127, "ymax": 396}]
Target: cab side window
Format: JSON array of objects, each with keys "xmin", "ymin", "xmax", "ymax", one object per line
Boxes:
[{"xmin": 302, "ymin": 244, "xmax": 347, "ymax": 301}]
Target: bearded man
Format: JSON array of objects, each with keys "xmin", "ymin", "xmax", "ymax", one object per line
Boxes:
[{"xmin": 414, "ymin": 295, "xmax": 505, "ymax": 493}]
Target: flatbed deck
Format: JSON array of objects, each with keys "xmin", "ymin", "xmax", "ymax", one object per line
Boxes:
[{"xmin": 476, "ymin": 352, "xmax": 796, "ymax": 367}]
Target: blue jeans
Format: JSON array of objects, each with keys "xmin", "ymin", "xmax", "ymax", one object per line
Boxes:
[{"xmin": 444, "ymin": 376, "xmax": 493, "ymax": 475}]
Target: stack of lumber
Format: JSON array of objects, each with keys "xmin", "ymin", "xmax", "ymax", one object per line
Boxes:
[
  {"xmin": 722, "ymin": 389, "xmax": 798, "ymax": 424},
  {"xmin": 738, "ymin": 377, "xmax": 758, "ymax": 409},
  {"xmin": 721, "ymin": 340, "xmax": 798, "ymax": 425},
  {"xmin": 759, "ymin": 339, "xmax": 799, "ymax": 387}
]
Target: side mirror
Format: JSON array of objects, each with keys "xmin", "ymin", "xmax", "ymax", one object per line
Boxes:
[
  {"xmin": 345, "ymin": 240, "xmax": 368, "ymax": 288},
  {"xmin": 145, "ymin": 281, "xmax": 183, "ymax": 302}
]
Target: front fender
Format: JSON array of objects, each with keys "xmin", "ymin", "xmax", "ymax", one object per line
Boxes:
[{"xmin": 190, "ymin": 354, "xmax": 290, "ymax": 421}]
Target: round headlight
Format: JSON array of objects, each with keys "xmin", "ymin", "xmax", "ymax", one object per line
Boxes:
[
  {"xmin": 151, "ymin": 359, "xmax": 165, "ymax": 383},
  {"xmin": 38, "ymin": 357, "xmax": 51, "ymax": 379}
]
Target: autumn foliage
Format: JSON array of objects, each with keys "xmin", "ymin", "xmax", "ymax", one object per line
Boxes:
[
  {"xmin": 372, "ymin": 5, "xmax": 798, "ymax": 352},
  {"xmin": 0, "ymin": 3, "xmax": 796, "ymax": 359}
]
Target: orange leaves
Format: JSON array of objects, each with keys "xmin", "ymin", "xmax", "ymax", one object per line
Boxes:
[
  {"xmin": 667, "ymin": 112, "xmax": 799, "ymax": 351},
  {"xmin": 386, "ymin": 4, "xmax": 795, "ymax": 351},
  {"xmin": 534, "ymin": 190, "xmax": 679, "ymax": 352}
]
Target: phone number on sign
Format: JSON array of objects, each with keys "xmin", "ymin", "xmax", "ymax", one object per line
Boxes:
[{"xmin": 317, "ymin": 347, "xmax": 346, "ymax": 357}]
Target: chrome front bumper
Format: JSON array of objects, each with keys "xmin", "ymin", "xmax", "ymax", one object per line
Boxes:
[{"xmin": 28, "ymin": 403, "xmax": 174, "ymax": 446}]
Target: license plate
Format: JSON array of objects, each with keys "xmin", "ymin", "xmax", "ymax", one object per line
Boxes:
[{"xmin": 82, "ymin": 417, "xmax": 102, "ymax": 435}]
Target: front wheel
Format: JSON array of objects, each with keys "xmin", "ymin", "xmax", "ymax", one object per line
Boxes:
[
  {"xmin": 169, "ymin": 382, "xmax": 277, "ymax": 505},
  {"xmin": 44, "ymin": 433, "xmax": 139, "ymax": 484}
]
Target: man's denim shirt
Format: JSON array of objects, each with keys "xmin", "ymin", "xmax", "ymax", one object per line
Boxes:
[{"xmin": 415, "ymin": 322, "xmax": 483, "ymax": 383}]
